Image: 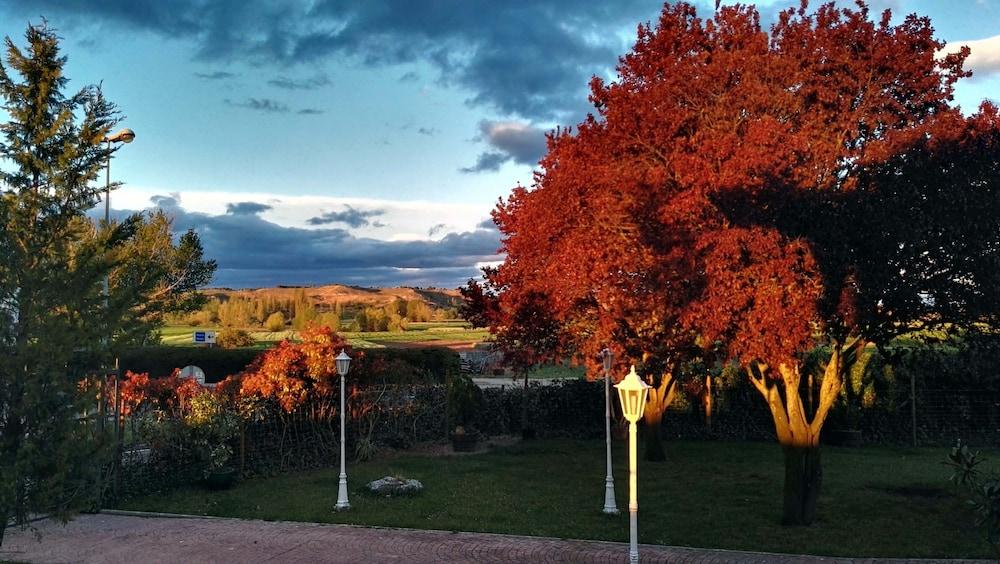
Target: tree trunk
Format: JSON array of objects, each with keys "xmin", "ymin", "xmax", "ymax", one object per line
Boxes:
[
  {"xmin": 746, "ymin": 342, "xmax": 858, "ymax": 526},
  {"xmin": 782, "ymin": 445, "xmax": 822, "ymax": 526},
  {"xmin": 520, "ymin": 370, "xmax": 535, "ymax": 440},
  {"xmin": 641, "ymin": 372, "xmax": 676, "ymax": 462},
  {"xmin": 704, "ymin": 374, "xmax": 713, "ymax": 431}
]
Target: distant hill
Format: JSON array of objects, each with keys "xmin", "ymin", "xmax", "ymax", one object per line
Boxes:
[{"xmin": 203, "ymin": 284, "xmax": 462, "ymax": 310}]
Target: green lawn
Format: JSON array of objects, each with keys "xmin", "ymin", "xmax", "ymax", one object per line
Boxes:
[
  {"xmin": 119, "ymin": 439, "xmax": 992, "ymax": 558},
  {"xmin": 156, "ymin": 322, "xmax": 490, "ymax": 349}
]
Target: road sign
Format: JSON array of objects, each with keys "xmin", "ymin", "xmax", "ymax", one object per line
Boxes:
[{"xmin": 193, "ymin": 330, "xmax": 217, "ymax": 345}]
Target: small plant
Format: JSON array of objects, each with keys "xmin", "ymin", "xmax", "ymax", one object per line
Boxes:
[
  {"xmin": 447, "ymin": 374, "xmax": 482, "ymax": 431},
  {"xmin": 216, "ymin": 328, "xmax": 256, "ymax": 349},
  {"xmin": 945, "ymin": 441, "xmax": 1000, "ymax": 553},
  {"xmin": 186, "ymin": 390, "xmax": 240, "ymax": 478}
]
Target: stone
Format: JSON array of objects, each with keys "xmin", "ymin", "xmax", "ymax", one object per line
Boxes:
[{"xmin": 366, "ymin": 476, "xmax": 423, "ymax": 496}]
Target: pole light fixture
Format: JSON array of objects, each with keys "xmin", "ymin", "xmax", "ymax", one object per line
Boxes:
[
  {"xmin": 335, "ymin": 350, "xmax": 352, "ymax": 511},
  {"xmin": 615, "ymin": 365, "xmax": 651, "ymax": 564},
  {"xmin": 600, "ymin": 348, "xmax": 619, "ymax": 515}
]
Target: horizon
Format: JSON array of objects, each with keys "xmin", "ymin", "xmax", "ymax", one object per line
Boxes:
[{"xmin": 2, "ymin": 0, "xmax": 998, "ymax": 288}]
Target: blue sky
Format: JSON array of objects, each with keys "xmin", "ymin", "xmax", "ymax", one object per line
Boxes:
[{"xmin": 1, "ymin": 0, "xmax": 998, "ymax": 288}]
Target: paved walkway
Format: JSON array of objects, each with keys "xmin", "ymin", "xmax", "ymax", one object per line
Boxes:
[{"xmin": 0, "ymin": 513, "xmax": 990, "ymax": 564}]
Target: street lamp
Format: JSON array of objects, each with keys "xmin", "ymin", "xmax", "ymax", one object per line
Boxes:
[
  {"xmin": 615, "ymin": 365, "xmax": 651, "ymax": 564},
  {"xmin": 600, "ymin": 348, "xmax": 619, "ymax": 515},
  {"xmin": 102, "ymin": 128, "xmax": 134, "ymax": 460},
  {"xmin": 103, "ymin": 128, "xmax": 135, "ymax": 225},
  {"xmin": 335, "ymin": 350, "xmax": 352, "ymax": 511}
]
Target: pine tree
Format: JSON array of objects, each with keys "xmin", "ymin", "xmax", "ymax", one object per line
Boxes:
[{"xmin": 0, "ymin": 23, "xmax": 122, "ymax": 545}]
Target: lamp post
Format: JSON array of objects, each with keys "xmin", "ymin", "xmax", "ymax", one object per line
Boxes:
[
  {"xmin": 103, "ymin": 128, "xmax": 135, "ymax": 225},
  {"xmin": 335, "ymin": 350, "xmax": 352, "ymax": 511},
  {"xmin": 102, "ymin": 128, "xmax": 134, "ymax": 477},
  {"xmin": 601, "ymin": 348, "xmax": 619, "ymax": 515},
  {"xmin": 102, "ymin": 128, "xmax": 135, "ymax": 307},
  {"xmin": 615, "ymin": 365, "xmax": 651, "ymax": 564}
]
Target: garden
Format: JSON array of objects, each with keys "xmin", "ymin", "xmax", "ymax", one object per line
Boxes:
[{"xmin": 98, "ymin": 325, "xmax": 1000, "ymax": 559}]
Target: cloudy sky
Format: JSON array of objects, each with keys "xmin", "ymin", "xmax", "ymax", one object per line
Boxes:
[{"xmin": 1, "ymin": 0, "xmax": 998, "ymax": 288}]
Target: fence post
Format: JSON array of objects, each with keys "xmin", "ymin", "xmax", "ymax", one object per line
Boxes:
[{"xmin": 910, "ymin": 371, "xmax": 917, "ymax": 448}]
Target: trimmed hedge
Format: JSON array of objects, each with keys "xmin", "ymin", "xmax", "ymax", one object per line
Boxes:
[
  {"xmin": 118, "ymin": 345, "xmax": 460, "ymax": 384},
  {"xmin": 118, "ymin": 347, "xmax": 260, "ymax": 383}
]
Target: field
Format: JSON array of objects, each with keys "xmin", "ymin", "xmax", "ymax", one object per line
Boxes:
[
  {"xmin": 156, "ymin": 321, "xmax": 491, "ymax": 350},
  {"xmin": 121, "ymin": 438, "xmax": 994, "ymax": 558}
]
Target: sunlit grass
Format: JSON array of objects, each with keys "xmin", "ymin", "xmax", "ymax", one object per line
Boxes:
[
  {"xmin": 156, "ymin": 323, "xmax": 490, "ymax": 349},
  {"xmin": 121, "ymin": 438, "xmax": 993, "ymax": 558}
]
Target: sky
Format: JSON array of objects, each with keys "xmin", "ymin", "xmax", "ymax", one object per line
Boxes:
[{"xmin": 1, "ymin": 0, "xmax": 998, "ymax": 289}]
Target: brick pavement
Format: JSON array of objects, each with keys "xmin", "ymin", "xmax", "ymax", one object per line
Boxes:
[{"xmin": 0, "ymin": 513, "xmax": 992, "ymax": 564}]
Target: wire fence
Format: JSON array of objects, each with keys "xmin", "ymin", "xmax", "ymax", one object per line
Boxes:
[{"xmin": 99, "ymin": 372, "xmax": 1000, "ymax": 504}]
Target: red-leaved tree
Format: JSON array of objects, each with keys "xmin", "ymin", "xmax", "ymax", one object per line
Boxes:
[{"xmin": 487, "ymin": 0, "xmax": 1000, "ymax": 525}]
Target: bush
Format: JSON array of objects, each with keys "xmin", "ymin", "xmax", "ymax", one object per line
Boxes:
[
  {"xmin": 216, "ymin": 328, "xmax": 256, "ymax": 349},
  {"xmin": 946, "ymin": 441, "xmax": 1000, "ymax": 554},
  {"xmin": 265, "ymin": 312, "xmax": 286, "ymax": 332},
  {"xmin": 447, "ymin": 374, "xmax": 482, "ymax": 430}
]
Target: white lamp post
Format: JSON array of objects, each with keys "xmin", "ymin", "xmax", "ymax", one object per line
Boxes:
[
  {"xmin": 335, "ymin": 350, "xmax": 352, "ymax": 511},
  {"xmin": 601, "ymin": 348, "xmax": 619, "ymax": 515},
  {"xmin": 615, "ymin": 365, "xmax": 651, "ymax": 564}
]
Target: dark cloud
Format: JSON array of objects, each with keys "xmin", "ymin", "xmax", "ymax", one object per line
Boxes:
[
  {"xmin": 479, "ymin": 120, "xmax": 547, "ymax": 165},
  {"xmin": 398, "ymin": 71, "xmax": 420, "ymax": 83},
  {"xmin": 428, "ymin": 223, "xmax": 447, "ymax": 236},
  {"xmin": 267, "ymin": 74, "xmax": 332, "ymax": 90},
  {"xmin": 10, "ymin": 0, "xmax": 664, "ymax": 121},
  {"xmin": 297, "ymin": 108, "xmax": 324, "ymax": 115},
  {"xmin": 225, "ymin": 201, "xmax": 272, "ymax": 215},
  {"xmin": 150, "ymin": 193, "xmax": 182, "ymax": 208},
  {"xmin": 195, "ymin": 70, "xmax": 237, "ymax": 80},
  {"xmin": 307, "ymin": 205, "xmax": 386, "ymax": 228},
  {"xmin": 476, "ymin": 218, "xmax": 497, "ymax": 230},
  {"xmin": 224, "ymin": 97, "xmax": 290, "ymax": 113},
  {"xmin": 91, "ymin": 199, "xmax": 501, "ymax": 288},
  {"xmin": 417, "ymin": 127, "xmax": 436, "ymax": 136},
  {"xmin": 460, "ymin": 151, "xmax": 509, "ymax": 174}
]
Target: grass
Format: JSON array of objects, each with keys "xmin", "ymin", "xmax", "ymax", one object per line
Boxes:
[
  {"xmin": 120, "ymin": 439, "xmax": 992, "ymax": 558},
  {"xmin": 156, "ymin": 322, "xmax": 490, "ymax": 349}
]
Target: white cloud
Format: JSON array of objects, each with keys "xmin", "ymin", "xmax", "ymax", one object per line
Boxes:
[
  {"xmin": 111, "ymin": 186, "xmax": 490, "ymax": 241},
  {"xmin": 943, "ymin": 34, "xmax": 1000, "ymax": 78}
]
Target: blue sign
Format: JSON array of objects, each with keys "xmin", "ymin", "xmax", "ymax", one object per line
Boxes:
[{"xmin": 194, "ymin": 331, "xmax": 206, "ymax": 343}]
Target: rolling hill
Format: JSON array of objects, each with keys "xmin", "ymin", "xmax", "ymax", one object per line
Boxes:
[{"xmin": 203, "ymin": 284, "xmax": 463, "ymax": 310}]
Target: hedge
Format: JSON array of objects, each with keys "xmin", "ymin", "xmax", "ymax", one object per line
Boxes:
[{"xmin": 117, "ymin": 345, "xmax": 460, "ymax": 384}]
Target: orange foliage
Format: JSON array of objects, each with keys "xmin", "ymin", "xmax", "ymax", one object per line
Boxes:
[
  {"xmin": 239, "ymin": 325, "xmax": 349, "ymax": 412},
  {"xmin": 488, "ymin": 1, "xmax": 977, "ymax": 376}
]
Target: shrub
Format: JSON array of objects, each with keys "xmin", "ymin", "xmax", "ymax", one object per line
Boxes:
[
  {"xmin": 946, "ymin": 441, "xmax": 1000, "ymax": 554},
  {"xmin": 446, "ymin": 374, "xmax": 482, "ymax": 430},
  {"xmin": 265, "ymin": 311, "xmax": 286, "ymax": 332},
  {"xmin": 216, "ymin": 328, "xmax": 256, "ymax": 349}
]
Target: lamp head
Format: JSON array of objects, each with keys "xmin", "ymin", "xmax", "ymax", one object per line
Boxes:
[
  {"xmin": 335, "ymin": 350, "xmax": 352, "ymax": 377},
  {"xmin": 601, "ymin": 348, "xmax": 613, "ymax": 375},
  {"xmin": 614, "ymin": 365, "xmax": 651, "ymax": 423},
  {"xmin": 106, "ymin": 128, "xmax": 135, "ymax": 144}
]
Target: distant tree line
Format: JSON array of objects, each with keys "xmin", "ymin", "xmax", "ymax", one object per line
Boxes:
[{"xmin": 169, "ymin": 288, "xmax": 460, "ymax": 333}]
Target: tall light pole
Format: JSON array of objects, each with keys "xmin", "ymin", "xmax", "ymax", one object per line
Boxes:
[
  {"xmin": 335, "ymin": 350, "xmax": 352, "ymax": 511},
  {"xmin": 601, "ymin": 348, "xmax": 619, "ymax": 515},
  {"xmin": 102, "ymin": 128, "xmax": 135, "ymax": 305},
  {"xmin": 615, "ymin": 366, "xmax": 651, "ymax": 564},
  {"xmin": 102, "ymin": 127, "xmax": 134, "ymax": 502}
]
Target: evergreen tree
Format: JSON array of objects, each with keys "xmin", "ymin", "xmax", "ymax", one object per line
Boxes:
[
  {"xmin": 0, "ymin": 23, "xmax": 123, "ymax": 545},
  {"xmin": 101, "ymin": 210, "xmax": 215, "ymax": 344}
]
